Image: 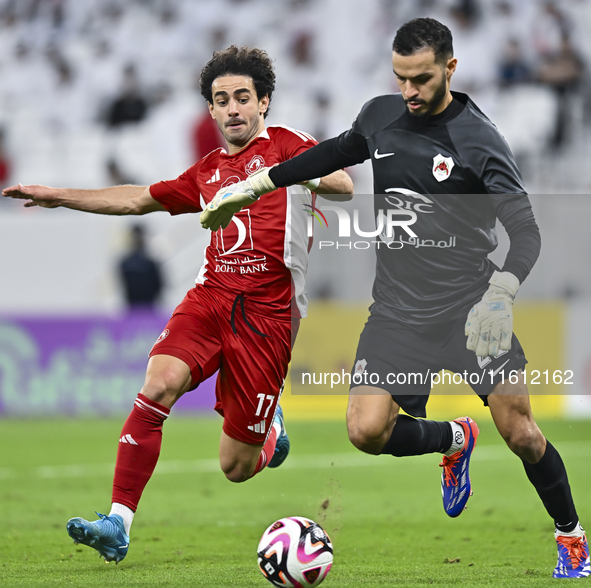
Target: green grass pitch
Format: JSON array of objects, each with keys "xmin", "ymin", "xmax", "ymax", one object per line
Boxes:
[{"xmin": 1, "ymin": 414, "xmax": 589, "ymax": 587}]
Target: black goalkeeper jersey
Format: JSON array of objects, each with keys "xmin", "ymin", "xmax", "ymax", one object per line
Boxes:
[{"xmin": 270, "ymin": 91, "xmax": 540, "ymax": 325}]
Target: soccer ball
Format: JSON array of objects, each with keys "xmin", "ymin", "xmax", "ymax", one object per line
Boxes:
[{"xmin": 257, "ymin": 516, "xmax": 333, "ymax": 587}]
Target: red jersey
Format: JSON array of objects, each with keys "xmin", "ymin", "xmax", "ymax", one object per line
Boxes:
[{"xmin": 150, "ymin": 125, "xmax": 318, "ymax": 318}]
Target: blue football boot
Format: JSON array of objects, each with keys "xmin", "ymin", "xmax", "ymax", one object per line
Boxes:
[
  {"xmin": 67, "ymin": 512, "xmax": 129, "ymax": 563},
  {"xmin": 268, "ymin": 405, "xmax": 290, "ymax": 468},
  {"xmin": 439, "ymin": 416, "xmax": 479, "ymax": 517},
  {"xmin": 553, "ymin": 524, "xmax": 590, "ymax": 578}
]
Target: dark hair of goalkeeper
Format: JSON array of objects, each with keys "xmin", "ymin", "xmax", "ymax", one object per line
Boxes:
[{"xmin": 392, "ymin": 17, "xmax": 453, "ymax": 65}]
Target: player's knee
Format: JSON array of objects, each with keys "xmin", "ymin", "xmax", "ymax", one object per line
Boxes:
[
  {"xmin": 347, "ymin": 419, "xmax": 386, "ymax": 455},
  {"xmin": 141, "ymin": 369, "xmax": 184, "ymax": 406},
  {"xmin": 221, "ymin": 461, "xmax": 253, "ymax": 483},
  {"xmin": 502, "ymin": 425, "xmax": 544, "ymax": 461}
]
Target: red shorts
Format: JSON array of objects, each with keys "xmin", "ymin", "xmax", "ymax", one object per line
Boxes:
[{"xmin": 150, "ymin": 285, "xmax": 298, "ymax": 444}]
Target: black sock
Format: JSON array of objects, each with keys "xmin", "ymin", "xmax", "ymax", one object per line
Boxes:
[
  {"xmin": 380, "ymin": 414, "xmax": 452, "ymax": 456},
  {"xmin": 522, "ymin": 440, "xmax": 578, "ymax": 533}
]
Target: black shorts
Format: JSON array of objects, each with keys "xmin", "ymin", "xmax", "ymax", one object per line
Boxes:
[{"xmin": 350, "ymin": 312, "xmax": 527, "ymax": 418}]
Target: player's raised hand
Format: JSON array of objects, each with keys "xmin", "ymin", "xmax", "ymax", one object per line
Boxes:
[
  {"xmin": 2, "ymin": 183, "xmax": 62, "ymax": 208},
  {"xmin": 199, "ymin": 168, "xmax": 277, "ymax": 231},
  {"xmin": 465, "ymin": 270, "xmax": 520, "ymax": 358},
  {"xmin": 200, "ymin": 181, "xmax": 255, "ymax": 231}
]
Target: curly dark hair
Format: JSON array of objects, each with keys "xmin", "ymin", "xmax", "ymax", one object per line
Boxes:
[
  {"xmin": 392, "ymin": 18, "xmax": 453, "ymax": 64},
  {"xmin": 199, "ymin": 46, "xmax": 276, "ymax": 118}
]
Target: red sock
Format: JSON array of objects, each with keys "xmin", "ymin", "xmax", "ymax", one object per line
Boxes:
[
  {"xmin": 112, "ymin": 393, "xmax": 170, "ymax": 511},
  {"xmin": 252, "ymin": 427, "xmax": 278, "ymax": 477}
]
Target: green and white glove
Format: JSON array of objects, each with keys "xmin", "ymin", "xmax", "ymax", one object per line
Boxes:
[
  {"xmin": 199, "ymin": 180, "xmax": 253, "ymax": 231},
  {"xmin": 465, "ymin": 270, "xmax": 520, "ymax": 358},
  {"xmin": 244, "ymin": 167, "xmax": 277, "ymax": 196},
  {"xmin": 199, "ymin": 168, "xmax": 277, "ymax": 231}
]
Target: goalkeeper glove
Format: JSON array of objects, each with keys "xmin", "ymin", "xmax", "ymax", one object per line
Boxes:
[
  {"xmin": 464, "ymin": 270, "xmax": 520, "ymax": 358},
  {"xmin": 199, "ymin": 168, "xmax": 277, "ymax": 231}
]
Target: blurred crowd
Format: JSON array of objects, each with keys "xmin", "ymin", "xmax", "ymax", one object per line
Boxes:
[{"xmin": 0, "ymin": 0, "xmax": 591, "ymax": 199}]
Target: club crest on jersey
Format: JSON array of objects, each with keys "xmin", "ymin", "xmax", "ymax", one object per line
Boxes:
[
  {"xmin": 154, "ymin": 329, "xmax": 169, "ymax": 345},
  {"xmin": 432, "ymin": 154, "xmax": 454, "ymax": 182},
  {"xmin": 245, "ymin": 154, "xmax": 265, "ymax": 175},
  {"xmin": 354, "ymin": 358, "xmax": 367, "ymax": 375}
]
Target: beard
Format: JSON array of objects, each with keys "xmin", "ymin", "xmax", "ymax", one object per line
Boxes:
[{"xmin": 405, "ymin": 74, "xmax": 448, "ymax": 118}]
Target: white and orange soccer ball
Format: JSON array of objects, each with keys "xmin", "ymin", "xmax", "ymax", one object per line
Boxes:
[{"xmin": 257, "ymin": 516, "xmax": 333, "ymax": 587}]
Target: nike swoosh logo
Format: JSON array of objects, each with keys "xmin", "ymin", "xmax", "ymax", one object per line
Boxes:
[
  {"xmin": 374, "ymin": 149, "xmax": 395, "ymax": 159},
  {"xmin": 489, "ymin": 358, "xmax": 511, "ymax": 379}
]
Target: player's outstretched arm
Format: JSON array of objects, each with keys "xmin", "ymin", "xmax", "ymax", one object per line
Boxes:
[
  {"xmin": 464, "ymin": 270, "xmax": 520, "ymax": 358},
  {"xmin": 200, "ymin": 167, "xmax": 354, "ymax": 230},
  {"xmin": 2, "ymin": 184, "xmax": 166, "ymax": 215},
  {"xmin": 313, "ymin": 169, "xmax": 353, "ymax": 201}
]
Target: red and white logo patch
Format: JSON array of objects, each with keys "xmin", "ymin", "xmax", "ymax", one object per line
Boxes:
[
  {"xmin": 354, "ymin": 358, "xmax": 367, "ymax": 375},
  {"xmin": 245, "ymin": 155, "xmax": 265, "ymax": 176},
  {"xmin": 432, "ymin": 154, "xmax": 454, "ymax": 182},
  {"xmin": 154, "ymin": 329, "xmax": 169, "ymax": 345}
]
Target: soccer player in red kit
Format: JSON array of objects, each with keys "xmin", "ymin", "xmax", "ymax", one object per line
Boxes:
[{"xmin": 2, "ymin": 46, "xmax": 353, "ymax": 563}]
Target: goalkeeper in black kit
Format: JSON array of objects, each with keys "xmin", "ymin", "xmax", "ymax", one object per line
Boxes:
[{"xmin": 201, "ymin": 18, "xmax": 589, "ymax": 578}]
